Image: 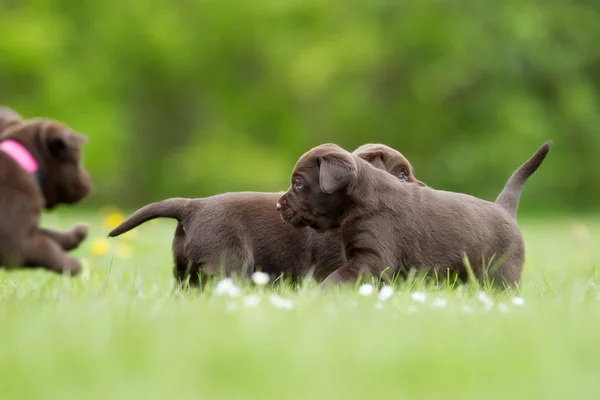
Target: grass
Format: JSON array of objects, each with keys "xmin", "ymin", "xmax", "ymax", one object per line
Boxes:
[{"xmin": 1, "ymin": 209, "xmax": 599, "ymax": 400}]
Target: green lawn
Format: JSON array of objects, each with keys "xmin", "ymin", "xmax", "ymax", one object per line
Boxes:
[{"xmin": 1, "ymin": 210, "xmax": 599, "ymax": 400}]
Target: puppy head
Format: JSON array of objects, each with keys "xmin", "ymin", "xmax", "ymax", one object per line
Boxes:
[
  {"xmin": 277, "ymin": 144, "xmax": 357, "ymax": 232},
  {"xmin": 0, "ymin": 106, "xmax": 23, "ymax": 135},
  {"xmin": 2, "ymin": 119, "xmax": 92, "ymax": 209},
  {"xmin": 353, "ymin": 143, "xmax": 426, "ymax": 187}
]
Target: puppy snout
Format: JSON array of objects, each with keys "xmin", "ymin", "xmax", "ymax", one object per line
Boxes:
[{"xmin": 277, "ymin": 194, "xmax": 288, "ymax": 211}]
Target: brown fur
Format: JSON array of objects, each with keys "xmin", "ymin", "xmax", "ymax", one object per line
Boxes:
[
  {"xmin": 107, "ymin": 146, "xmax": 422, "ymax": 286},
  {"xmin": 277, "ymin": 142, "xmax": 550, "ymax": 289},
  {"xmin": 0, "ymin": 106, "xmax": 23, "ymax": 134},
  {"xmin": 0, "ymin": 119, "xmax": 92, "ymax": 275}
]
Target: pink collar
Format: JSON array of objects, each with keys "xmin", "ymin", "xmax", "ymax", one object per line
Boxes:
[{"xmin": 0, "ymin": 139, "xmax": 39, "ymax": 174}]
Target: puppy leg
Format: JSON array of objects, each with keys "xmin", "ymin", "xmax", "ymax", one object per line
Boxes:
[
  {"xmin": 320, "ymin": 255, "xmax": 394, "ymax": 288},
  {"xmin": 20, "ymin": 231, "xmax": 81, "ymax": 275},
  {"xmin": 39, "ymin": 224, "xmax": 89, "ymax": 251},
  {"xmin": 488, "ymin": 255, "xmax": 523, "ymax": 290}
]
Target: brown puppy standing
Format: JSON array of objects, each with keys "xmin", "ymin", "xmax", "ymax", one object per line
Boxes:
[
  {"xmin": 277, "ymin": 142, "xmax": 550, "ymax": 288},
  {"xmin": 108, "ymin": 147, "xmax": 423, "ymax": 286},
  {"xmin": 0, "ymin": 119, "xmax": 92, "ymax": 275}
]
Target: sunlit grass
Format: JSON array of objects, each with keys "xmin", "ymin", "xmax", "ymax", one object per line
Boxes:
[{"xmin": 0, "ymin": 210, "xmax": 599, "ymax": 399}]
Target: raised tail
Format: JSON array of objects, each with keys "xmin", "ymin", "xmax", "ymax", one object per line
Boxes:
[
  {"xmin": 108, "ymin": 198, "xmax": 191, "ymax": 237},
  {"xmin": 495, "ymin": 141, "xmax": 551, "ymax": 218}
]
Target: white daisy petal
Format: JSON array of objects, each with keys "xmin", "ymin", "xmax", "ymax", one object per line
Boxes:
[
  {"xmin": 461, "ymin": 305, "xmax": 473, "ymax": 314},
  {"xmin": 476, "ymin": 291, "xmax": 494, "ymax": 310},
  {"xmin": 251, "ymin": 271, "xmax": 270, "ymax": 286},
  {"xmin": 511, "ymin": 296, "xmax": 525, "ymax": 306},
  {"xmin": 269, "ymin": 294, "xmax": 294, "ymax": 310},
  {"xmin": 431, "ymin": 298, "xmax": 448, "ymax": 309},
  {"xmin": 214, "ymin": 278, "xmax": 240, "ymax": 297},
  {"xmin": 411, "ymin": 291, "xmax": 427, "ymax": 303},
  {"xmin": 358, "ymin": 284, "xmax": 375, "ymax": 296},
  {"xmin": 243, "ymin": 295, "xmax": 261, "ymax": 308},
  {"xmin": 378, "ymin": 285, "xmax": 394, "ymax": 301}
]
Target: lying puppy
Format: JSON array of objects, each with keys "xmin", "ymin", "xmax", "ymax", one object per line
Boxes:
[
  {"xmin": 108, "ymin": 146, "xmax": 423, "ymax": 286},
  {"xmin": 0, "ymin": 106, "xmax": 23, "ymax": 134},
  {"xmin": 0, "ymin": 119, "xmax": 92, "ymax": 275},
  {"xmin": 277, "ymin": 141, "xmax": 550, "ymax": 288}
]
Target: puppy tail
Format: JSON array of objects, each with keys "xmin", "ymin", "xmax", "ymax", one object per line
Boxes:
[
  {"xmin": 108, "ymin": 198, "xmax": 191, "ymax": 237},
  {"xmin": 495, "ymin": 141, "xmax": 551, "ymax": 218}
]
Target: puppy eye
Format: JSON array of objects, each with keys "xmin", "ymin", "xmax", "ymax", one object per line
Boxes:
[
  {"xmin": 293, "ymin": 179, "xmax": 304, "ymax": 190},
  {"xmin": 397, "ymin": 172, "xmax": 407, "ymax": 182}
]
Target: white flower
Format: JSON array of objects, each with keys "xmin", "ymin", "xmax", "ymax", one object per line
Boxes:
[
  {"xmin": 243, "ymin": 295, "xmax": 261, "ymax": 308},
  {"xmin": 498, "ymin": 303, "xmax": 509, "ymax": 313},
  {"xmin": 269, "ymin": 294, "xmax": 294, "ymax": 310},
  {"xmin": 214, "ymin": 278, "xmax": 240, "ymax": 297},
  {"xmin": 378, "ymin": 285, "xmax": 394, "ymax": 301},
  {"xmin": 251, "ymin": 271, "xmax": 270, "ymax": 286},
  {"xmin": 476, "ymin": 291, "xmax": 494, "ymax": 310},
  {"xmin": 411, "ymin": 291, "xmax": 427, "ymax": 303},
  {"xmin": 431, "ymin": 298, "xmax": 448, "ymax": 309},
  {"xmin": 461, "ymin": 305, "xmax": 473, "ymax": 314},
  {"xmin": 358, "ymin": 284, "xmax": 375, "ymax": 296},
  {"xmin": 511, "ymin": 296, "xmax": 525, "ymax": 306}
]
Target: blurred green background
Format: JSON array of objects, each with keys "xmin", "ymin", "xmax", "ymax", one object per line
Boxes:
[{"xmin": 1, "ymin": 0, "xmax": 598, "ymax": 214}]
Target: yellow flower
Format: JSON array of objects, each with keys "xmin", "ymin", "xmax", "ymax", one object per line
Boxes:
[
  {"xmin": 100, "ymin": 206, "xmax": 136, "ymax": 239},
  {"xmin": 90, "ymin": 238, "xmax": 110, "ymax": 257},
  {"xmin": 103, "ymin": 212, "xmax": 125, "ymax": 230}
]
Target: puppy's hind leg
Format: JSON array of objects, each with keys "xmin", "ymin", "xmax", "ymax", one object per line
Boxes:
[
  {"xmin": 486, "ymin": 253, "xmax": 524, "ymax": 290},
  {"xmin": 171, "ymin": 223, "xmax": 203, "ymax": 288},
  {"xmin": 20, "ymin": 231, "xmax": 81, "ymax": 276}
]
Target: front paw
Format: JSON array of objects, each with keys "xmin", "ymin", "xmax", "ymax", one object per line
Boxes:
[{"xmin": 70, "ymin": 224, "xmax": 89, "ymax": 248}]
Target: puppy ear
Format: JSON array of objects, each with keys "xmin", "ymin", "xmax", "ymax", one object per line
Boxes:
[
  {"xmin": 318, "ymin": 152, "xmax": 357, "ymax": 194},
  {"xmin": 0, "ymin": 106, "xmax": 23, "ymax": 135},
  {"xmin": 47, "ymin": 129, "xmax": 88, "ymax": 158},
  {"xmin": 359, "ymin": 150, "xmax": 386, "ymax": 170}
]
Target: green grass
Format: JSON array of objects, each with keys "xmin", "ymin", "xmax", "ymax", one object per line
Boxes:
[{"xmin": 1, "ymin": 211, "xmax": 599, "ymax": 400}]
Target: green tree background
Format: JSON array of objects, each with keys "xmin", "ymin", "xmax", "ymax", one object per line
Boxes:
[{"xmin": 1, "ymin": 0, "xmax": 598, "ymax": 213}]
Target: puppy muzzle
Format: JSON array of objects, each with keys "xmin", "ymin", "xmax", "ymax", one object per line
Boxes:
[{"xmin": 277, "ymin": 193, "xmax": 310, "ymax": 228}]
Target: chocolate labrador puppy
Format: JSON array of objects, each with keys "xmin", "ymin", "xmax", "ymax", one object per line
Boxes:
[
  {"xmin": 277, "ymin": 141, "xmax": 550, "ymax": 289},
  {"xmin": 108, "ymin": 146, "xmax": 423, "ymax": 286},
  {"xmin": 0, "ymin": 119, "xmax": 92, "ymax": 275}
]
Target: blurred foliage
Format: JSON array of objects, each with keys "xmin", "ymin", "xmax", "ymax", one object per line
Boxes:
[{"xmin": 1, "ymin": 0, "xmax": 599, "ymax": 213}]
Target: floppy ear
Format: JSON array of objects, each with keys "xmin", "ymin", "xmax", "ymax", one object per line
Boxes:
[
  {"xmin": 359, "ymin": 150, "xmax": 386, "ymax": 170},
  {"xmin": 318, "ymin": 152, "xmax": 358, "ymax": 194},
  {"xmin": 46, "ymin": 126, "xmax": 88, "ymax": 158},
  {"xmin": 0, "ymin": 107, "xmax": 23, "ymax": 135}
]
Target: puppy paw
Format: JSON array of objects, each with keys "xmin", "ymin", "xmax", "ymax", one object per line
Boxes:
[
  {"xmin": 63, "ymin": 257, "xmax": 82, "ymax": 276},
  {"xmin": 69, "ymin": 224, "xmax": 89, "ymax": 248},
  {"xmin": 73, "ymin": 223, "xmax": 89, "ymax": 240}
]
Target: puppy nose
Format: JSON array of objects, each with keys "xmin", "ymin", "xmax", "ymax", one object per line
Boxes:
[{"xmin": 276, "ymin": 202, "xmax": 282, "ymax": 210}]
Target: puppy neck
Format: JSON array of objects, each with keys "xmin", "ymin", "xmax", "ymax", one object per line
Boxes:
[
  {"xmin": 0, "ymin": 139, "xmax": 39, "ymax": 174},
  {"xmin": 0, "ymin": 139, "xmax": 44, "ymax": 188}
]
